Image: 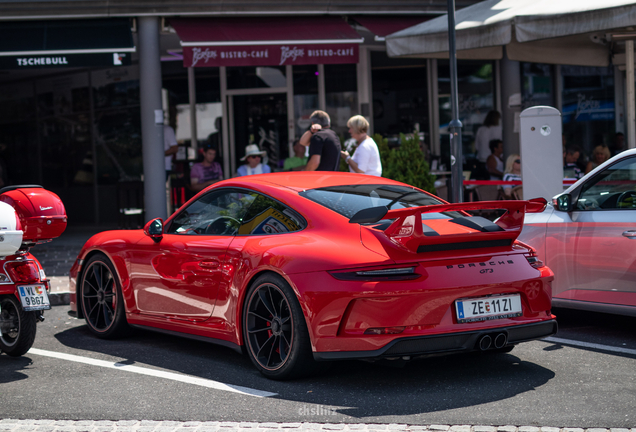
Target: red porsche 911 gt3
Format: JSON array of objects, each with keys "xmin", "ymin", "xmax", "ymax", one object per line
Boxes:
[{"xmin": 69, "ymin": 172, "xmax": 556, "ymax": 380}]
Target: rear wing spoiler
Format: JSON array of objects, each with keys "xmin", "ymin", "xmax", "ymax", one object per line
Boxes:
[{"xmin": 349, "ymin": 198, "xmax": 547, "ymax": 254}]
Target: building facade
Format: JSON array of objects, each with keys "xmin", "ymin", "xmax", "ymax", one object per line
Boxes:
[{"xmin": 0, "ymin": 1, "xmax": 622, "ymax": 226}]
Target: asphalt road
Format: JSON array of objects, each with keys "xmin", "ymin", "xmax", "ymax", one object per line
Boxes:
[{"xmin": 1, "ymin": 306, "xmax": 634, "ymax": 428}]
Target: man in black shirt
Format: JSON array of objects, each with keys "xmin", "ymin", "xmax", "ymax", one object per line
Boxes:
[{"xmin": 299, "ymin": 110, "xmax": 341, "ymax": 171}]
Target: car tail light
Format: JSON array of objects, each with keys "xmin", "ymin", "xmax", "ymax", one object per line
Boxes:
[
  {"xmin": 5, "ymin": 260, "xmax": 41, "ymax": 283},
  {"xmin": 525, "ymin": 254, "xmax": 544, "ymax": 269},
  {"xmin": 330, "ymin": 266, "xmax": 419, "ymax": 281},
  {"xmin": 364, "ymin": 326, "xmax": 405, "ymax": 335}
]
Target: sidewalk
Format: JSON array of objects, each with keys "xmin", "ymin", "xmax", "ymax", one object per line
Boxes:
[{"xmin": 31, "ymin": 224, "xmax": 117, "ymax": 306}]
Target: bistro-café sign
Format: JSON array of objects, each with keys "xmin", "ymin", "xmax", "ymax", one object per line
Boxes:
[{"xmin": 183, "ymin": 44, "xmax": 359, "ymax": 67}]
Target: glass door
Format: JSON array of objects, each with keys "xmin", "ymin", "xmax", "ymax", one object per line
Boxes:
[{"xmin": 231, "ymin": 93, "xmax": 288, "ymax": 174}]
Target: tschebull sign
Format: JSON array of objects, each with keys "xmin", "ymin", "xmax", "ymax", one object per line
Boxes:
[
  {"xmin": 0, "ymin": 52, "xmax": 131, "ymax": 69},
  {"xmin": 183, "ymin": 44, "xmax": 359, "ymax": 67}
]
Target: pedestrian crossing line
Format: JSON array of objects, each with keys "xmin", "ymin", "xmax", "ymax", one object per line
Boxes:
[
  {"xmin": 544, "ymin": 337, "xmax": 636, "ymax": 356},
  {"xmin": 28, "ymin": 348, "xmax": 277, "ymax": 398}
]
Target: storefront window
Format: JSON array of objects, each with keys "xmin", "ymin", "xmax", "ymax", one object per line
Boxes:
[
  {"xmin": 92, "ymin": 68, "xmax": 139, "ymax": 109},
  {"xmin": 160, "ymin": 62, "xmax": 224, "ymax": 204},
  {"xmin": 233, "ymin": 93, "xmax": 287, "ymax": 171},
  {"xmin": 0, "ymin": 82, "xmax": 36, "ymax": 187},
  {"xmin": 195, "ymin": 68, "xmax": 222, "ymax": 105},
  {"xmin": 30, "ymin": 72, "xmax": 98, "ymax": 223},
  {"xmin": 91, "ymin": 66, "xmax": 142, "ymax": 185},
  {"xmin": 227, "ymin": 66, "xmax": 287, "ymax": 90},
  {"xmin": 325, "ymin": 63, "xmax": 357, "ymax": 139},
  {"xmin": 175, "ymin": 103, "xmax": 223, "ymax": 147},
  {"xmin": 561, "ymin": 66, "xmax": 614, "ymax": 157},
  {"xmin": 438, "ymin": 60, "xmax": 495, "ymax": 160},
  {"xmin": 0, "ymin": 82, "xmax": 35, "ymax": 123},
  {"xmin": 521, "ymin": 63, "xmax": 554, "ymax": 109},
  {"xmin": 37, "ymin": 73, "xmax": 93, "ymax": 189},
  {"xmin": 190, "ymin": 68, "xmax": 223, "ymax": 156},
  {"xmin": 293, "ymin": 65, "xmax": 319, "ymax": 139},
  {"xmin": 163, "ymin": 65, "xmax": 223, "ymax": 150},
  {"xmin": 371, "ymin": 51, "xmax": 428, "ymax": 146}
]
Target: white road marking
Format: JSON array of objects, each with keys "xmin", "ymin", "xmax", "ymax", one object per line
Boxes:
[
  {"xmin": 28, "ymin": 348, "xmax": 277, "ymax": 398},
  {"xmin": 544, "ymin": 337, "xmax": 636, "ymax": 356}
]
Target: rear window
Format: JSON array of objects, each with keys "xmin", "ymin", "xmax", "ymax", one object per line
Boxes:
[{"xmin": 300, "ymin": 184, "xmax": 458, "ymax": 222}]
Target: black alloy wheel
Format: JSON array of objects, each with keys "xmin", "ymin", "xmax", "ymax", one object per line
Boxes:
[
  {"xmin": 81, "ymin": 254, "xmax": 129, "ymax": 339},
  {"xmin": 0, "ymin": 295, "xmax": 37, "ymax": 356},
  {"xmin": 243, "ymin": 274, "xmax": 323, "ymax": 380}
]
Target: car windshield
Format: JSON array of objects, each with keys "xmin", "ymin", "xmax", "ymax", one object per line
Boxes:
[
  {"xmin": 300, "ymin": 184, "xmax": 458, "ymax": 221},
  {"xmin": 577, "ymin": 156, "xmax": 636, "ymax": 210}
]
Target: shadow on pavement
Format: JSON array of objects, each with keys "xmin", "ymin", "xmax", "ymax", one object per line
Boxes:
[
  {"xmin": 0, "ymin": 355, "xmax": 33, "ymax": 384},
  {"xmin": 54, "ymin": 315, "xmax": 555, "ymax": 419}
]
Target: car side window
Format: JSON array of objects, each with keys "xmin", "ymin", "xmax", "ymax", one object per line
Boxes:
[
  {"xmin": 577, "ymin": 157, "xmax": 636, "ymax": 210},
  {"xmin": 167, "ymin": 189, "xmax": 254, "ymax": 235},
  {"xmin": 237, "ymin": 193, "xmax": 306, "ymax": 235}
]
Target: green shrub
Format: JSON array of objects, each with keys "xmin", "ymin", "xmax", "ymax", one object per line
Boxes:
[{"xmin": 376, "ymin": 133, "xmax": 436, "ymax": 194}]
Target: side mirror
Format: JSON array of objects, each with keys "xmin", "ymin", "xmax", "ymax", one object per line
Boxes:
[
  {"xmin": 526, "ymin": 197, "xmax": 548, "ymax": 213},
  {"xmin": 143, "ymin": 218, "xmax": 164, "ymax": 242},
  {"xmin": 553, "ymin": 194, "xmax": 572, "ymax": 212}
]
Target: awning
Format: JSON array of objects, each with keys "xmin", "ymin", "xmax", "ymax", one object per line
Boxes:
[
  {"xmin": 0, "ymin": 19, "xmax": 134, "ymax": 69},
  {"xmin": 170, "ymin": 17, "xmax": 364, "ymax": 68},
  {"xmin": 353, "ymin": 16, "xmax": 430, "ymax": 42},
  {"xmin": 386, "ymin": 0, "xmax": 636, "ymax": 66}
]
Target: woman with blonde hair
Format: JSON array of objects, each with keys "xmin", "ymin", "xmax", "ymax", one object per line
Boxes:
[
  {"xmin": 340, "ymin": 115, "xmax": 382, "ymax": 176},
  {"xmin": 585, "ymin": 145, "xmax": 611, "ymax": 174},
  {"xmin": 502, "ymin": 154, "xmax": 522, "ymax": 198}
]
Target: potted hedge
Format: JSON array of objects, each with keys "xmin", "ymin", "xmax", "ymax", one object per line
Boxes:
[{"xmin": 374, "ymin": 133, "xmax": 436, "ymax": 194}]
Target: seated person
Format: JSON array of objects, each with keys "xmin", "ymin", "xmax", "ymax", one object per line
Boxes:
[
  {"xmin": 283, "ymin": 140, "xmax": 308, "ymax": 171},
  {"xmin": 190, "ymin": 143, "xmax": 224, "ymax": 192},
  {"xmin": 486, "ymin": 139, "xmax": 504, "ymax": 180},
  {"xmin": 237, "ymin": 144, "xmax": 271, "ymax": 176},
  {"xmin": 585, "ymin": 145, "xmax": 610, "ymax": 174},
  {"xmin": 563, "ymin": 146, "xmax": 583, "ymax": 179},
  {"xmin": 502, "ymin": 154, "xmax": 522, "ymax": 198}
]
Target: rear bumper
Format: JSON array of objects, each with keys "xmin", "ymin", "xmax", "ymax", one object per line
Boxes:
[{"xmin": 313, "ymin": 319, "xmax": 557, "ymax": 361}]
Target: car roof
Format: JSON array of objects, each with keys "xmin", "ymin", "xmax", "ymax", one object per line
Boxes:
[
  {"xmin": 166, "ymin": 172, "xmax": 420, "ymax": 227},
  {"xmin": 225, "ymin": 172, "xmax": 409, "ymax": 192}
]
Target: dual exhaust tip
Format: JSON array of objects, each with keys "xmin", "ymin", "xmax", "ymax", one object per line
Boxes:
[{"xmin": 478, "ymin": 332, "xmax": 508, "ymax": 351}]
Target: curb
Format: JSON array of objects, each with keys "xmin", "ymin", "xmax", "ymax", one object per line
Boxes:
[
  {"xmin": 50, "ymin": 292, "xmax": 70, "ymax": 306},
  {"xmin": 0, "ymin": 420, "xmax": 633, "ymax": 432},
  {"xmin": 48, "ymin": 276, "xmax": 70, "ymax": 306}
]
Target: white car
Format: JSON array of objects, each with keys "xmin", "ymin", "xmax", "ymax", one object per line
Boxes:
[{"xmin": 519, "ymin": 148, "xmax": 636, "ymax": 317}]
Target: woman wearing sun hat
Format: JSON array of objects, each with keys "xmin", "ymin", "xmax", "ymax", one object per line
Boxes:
[{"xmin": 237, "ymin": 144, "xmax": 271, "ymax": 176}]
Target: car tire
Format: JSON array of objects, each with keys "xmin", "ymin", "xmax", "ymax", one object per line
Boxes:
[
  {"xmin": 80, "ymin": 254, "xmax": 129, "ymax": 339},
  {"xmin": 243, "ymin": 273, "xmax": 325, "ymax": 380},
  {"xmin": 0, "ymin": 295, "xmax": 37, "ymax": 357}
]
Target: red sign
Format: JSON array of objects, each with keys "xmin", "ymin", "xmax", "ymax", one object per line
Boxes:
[{"xmin": 183, "ymin": 44, "xmax": 359, "ymax": 67}]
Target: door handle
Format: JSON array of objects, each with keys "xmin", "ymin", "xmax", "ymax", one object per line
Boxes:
[
  {"xmin": 622, "ymin": 230, "xmax": 636, "ymax": 239},
  {"xmin": 199, "ymin": 260, "xmax": 220, "ymax": 269}
]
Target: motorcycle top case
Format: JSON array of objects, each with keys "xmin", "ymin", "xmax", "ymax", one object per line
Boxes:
[
  {"xmin": 0, "ymin": 201, "xmax": 23, "ymax": 256},
  {"xmin": 0, "ymin": 185, "xmax": 67, "ymax": 243}
]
